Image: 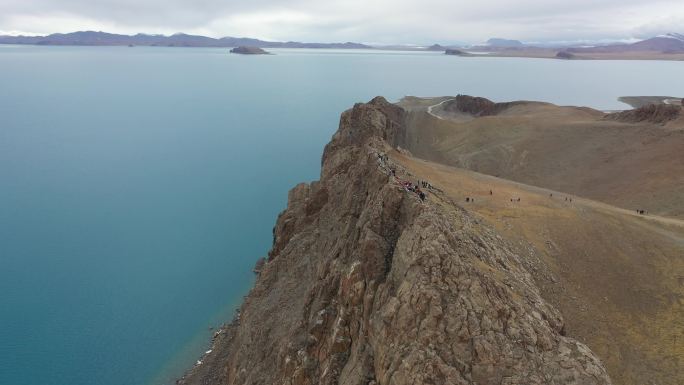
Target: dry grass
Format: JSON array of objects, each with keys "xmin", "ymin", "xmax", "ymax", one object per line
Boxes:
[
  {"xmin": 397, "ymin": 97, "xmax": 684, "ymax": 218},
  {"xmin": 391, "ymin": 150, "xmax": 684, "ymax": 385}
]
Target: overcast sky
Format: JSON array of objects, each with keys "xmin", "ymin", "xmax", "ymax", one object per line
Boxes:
[{"xmin": 0, "ymin": 0, "xmax": 682, "ymax": 44}]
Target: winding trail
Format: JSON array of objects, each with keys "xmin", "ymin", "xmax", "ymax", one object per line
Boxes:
[{"xmin": 426, "ymin": 98, "xmax": 455, "ymax": 120}]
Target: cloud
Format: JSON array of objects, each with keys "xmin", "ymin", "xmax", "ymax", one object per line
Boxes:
[
  {"xmin": 0, "ymin": 0, "xmax": 682, "ymax": 44},
  {"xmin": 632, "ymin": 14, "xmax": 684, "ymax": 38}
]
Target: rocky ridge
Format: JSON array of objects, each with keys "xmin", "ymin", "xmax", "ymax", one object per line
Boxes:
[
  {"xmin": 442, "ymin": 95, "xmax": 528, "ymax": 117},
  {"xmin": 178, "ymin": 97, "xmax": 611, "ymax": 385},
  {"xmin": 605, "ymin": 103, "xmax": 682, "ymax": 124}
]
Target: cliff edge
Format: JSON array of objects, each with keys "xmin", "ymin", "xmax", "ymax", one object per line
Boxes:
[{"xmin": 178, "ymin": 97, "xmax": 611, "ymax": 385}]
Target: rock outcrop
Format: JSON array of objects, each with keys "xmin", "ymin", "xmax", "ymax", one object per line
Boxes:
[
  {"xmin": 442, "ymin": 95, "xmax": 526, "ymax": 117},
  {"xmin": 178, "ymin": 97, "xmax": 612, "ymax": 385},
  {"xmin": 605, "ymin": 103, "xmax": 681, "ymax": 124}
]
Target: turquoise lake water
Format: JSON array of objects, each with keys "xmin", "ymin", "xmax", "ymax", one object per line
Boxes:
[{"xmin": 1, "ymin": 45, "xmax": 682, "ymax": 385}]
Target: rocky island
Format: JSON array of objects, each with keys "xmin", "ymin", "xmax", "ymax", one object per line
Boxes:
[
  {"xmin": 178, "ymin": 96, "xmax": 684, "ymax": 385},
  {"xmin": 229, "ymin": 46, "xmax": 271, "ymax": 55},
  {"xmin": 555, "ymin": 51, "xmax": 576, "ymax": 59},
  {"xmin": 444, "ymin": 48, "xmax": 469, "ymax": 56}
]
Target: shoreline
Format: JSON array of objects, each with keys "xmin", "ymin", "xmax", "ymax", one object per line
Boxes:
[
  {"xmin": 2, "ymin": 42, "xmax": 684, "ymax": 61},
  {"xmin": 150, "ymin": 282, "xmax": 253, "ymax": 385},
  {"xmin": 456, "ymin": 48, "xmax": 684, "ymax": 61}
]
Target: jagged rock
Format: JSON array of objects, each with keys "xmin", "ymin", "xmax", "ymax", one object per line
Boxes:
[{"xmin": 178, "ymin": 97, "xmax": 612, "ymax": 385}]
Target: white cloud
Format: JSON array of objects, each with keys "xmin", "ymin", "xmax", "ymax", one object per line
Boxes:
[{"xmin": 0, "ymin": 0, "xmax": 682, "ymax": 44}]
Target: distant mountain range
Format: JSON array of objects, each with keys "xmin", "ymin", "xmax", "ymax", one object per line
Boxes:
[
  {"xmin": 485, "ymin": 38, "xmax": 524, "ymax": 47},
  {"xmin": 2, "ymin": 31, "xmax": 683, "ymax": 54},
  {"xmin": 465, "ymin": 33, "xmax": 684, "ymax": 53},
  {"xmin": 0, "ymin": 31, "xmax": 371, "ymax": 49},
  {"xmin": 567, "ymin": 33, "xmax": 684, "ymax": 53}
]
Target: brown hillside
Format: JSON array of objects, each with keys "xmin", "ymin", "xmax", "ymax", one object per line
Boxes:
[
  {"xmin": 392, "ymin": 151, "xmax": 684, "ymax": 385},
  {"xmin": 398, "ymin": 96, "xmax": 684, "ymax": 218}
]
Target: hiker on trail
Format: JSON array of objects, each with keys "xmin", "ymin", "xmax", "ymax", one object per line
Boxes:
[
  {"xmin": 490, "ymin": 190, "xmax": 493, "ymax": 195},
  {"xmin": 550, "ymin": 193, "xmax": 553, "ymax": 198}
]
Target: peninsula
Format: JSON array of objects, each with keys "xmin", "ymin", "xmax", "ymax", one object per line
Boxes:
[{"xmin": 178, "ymin": 95, "xmax": 684, "ymax": 385}]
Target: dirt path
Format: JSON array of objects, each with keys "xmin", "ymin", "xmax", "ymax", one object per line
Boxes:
[
  {"xmin": 394, "ymin": 151, "xmax": 684, "ymax": 238},
  {"xmin": 426, "ymin": 98, "xmax": 455, "ymax": 120}
]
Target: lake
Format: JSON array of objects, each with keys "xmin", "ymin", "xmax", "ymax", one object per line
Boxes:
[{"xmin": 0, "ymin": 45, "xmax": 682, "ymax": 385}]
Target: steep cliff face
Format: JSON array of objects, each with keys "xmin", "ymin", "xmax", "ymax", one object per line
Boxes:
[{"xmin": 178, "ymin": 97, "xmax": 611, "ymax": 385}]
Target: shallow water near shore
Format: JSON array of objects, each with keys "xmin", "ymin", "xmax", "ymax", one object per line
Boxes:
[{"xmin": 1, "ymin": 45, "xmax": 682, "ymax": 385}]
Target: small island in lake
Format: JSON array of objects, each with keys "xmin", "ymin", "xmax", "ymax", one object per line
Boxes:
[
  {"xmin": 555, "ymin": 51, "xmax": 577, "ymax": 59},
  {"xmin": 444, "ymin": 48, "xmax": 471, "ymax": 56},
  {"xmin": 229, "ymin": 46, "xmax": 271, "ymax": 55}
]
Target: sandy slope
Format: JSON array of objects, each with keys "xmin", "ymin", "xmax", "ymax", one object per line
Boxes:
[
  {"xmin": 397, "ymin": 96, "xmax": 684, "ymax": 218},
  {"xmin": 391, "ymin": 150, "xmax": 684, "ymax": 385}
]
